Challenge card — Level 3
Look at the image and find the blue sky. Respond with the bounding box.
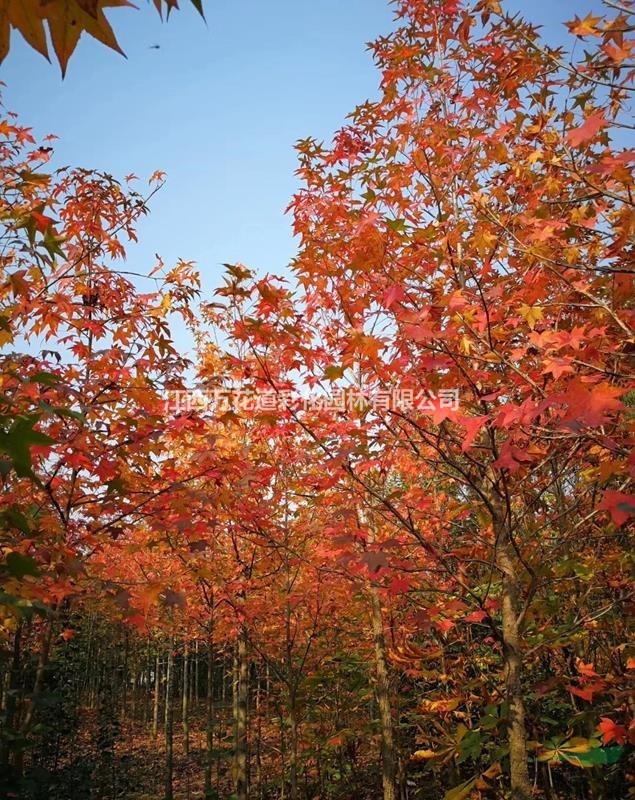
[1,0,605,332]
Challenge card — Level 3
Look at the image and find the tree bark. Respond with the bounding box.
[182,639,190,757]
[164,637,174,800]
[370,584,398,800]
[0,623,22,771]
[204,636,215,799]
[288,690,299,800]
[496,534,531,799]
[153,650,161,739]
[359,503,398,800]
[233,628,249,800]
[16,619,54,777]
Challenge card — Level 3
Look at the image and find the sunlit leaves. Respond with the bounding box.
[0,0,205,75]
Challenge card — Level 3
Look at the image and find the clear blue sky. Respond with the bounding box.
[1,0,604,335]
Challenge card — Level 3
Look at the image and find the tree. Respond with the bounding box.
[0,104,199,787]
[216,1,634,796]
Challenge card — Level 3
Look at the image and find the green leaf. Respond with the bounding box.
[52,406,84,421]
[562,745,624,768]
[28,372,61,386]
[40,228,65,259]
[0,506,30,533]
[106,477,126,495]
[0,416,55,476]
[457,729,482,763]
[386,217,406,232]
[5,552,39,579]
[0,592,48,617]
[538,736,623,769]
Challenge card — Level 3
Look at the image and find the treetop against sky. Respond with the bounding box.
[2,2,607,328]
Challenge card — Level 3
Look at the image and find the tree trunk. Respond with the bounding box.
[0,623,22,770]
[16,619,54,777]
[153,650,161,739]
[204,636,215,799]
[496,535,531,799]
[288,690,299,800]
[255,668,263,800]
[359,502,398,800]
[182,639,190,757]
[234,628,249,800]
[194,639,200,704]
[370,584,398,800]
[164,637,174,800]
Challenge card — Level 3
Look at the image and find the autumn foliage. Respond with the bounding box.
[0,2,633,800]
[0,0,204,74]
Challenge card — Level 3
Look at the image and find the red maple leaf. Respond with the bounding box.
[566,112,609,147]
[598,717,628,745]
[598,490,635,526]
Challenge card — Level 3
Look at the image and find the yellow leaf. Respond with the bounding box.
[472,227,497,256]
[527,148,543,165]
[519,303,543,330]
[412,749,437,760]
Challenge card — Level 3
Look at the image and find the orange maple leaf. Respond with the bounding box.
[566,13,603,37]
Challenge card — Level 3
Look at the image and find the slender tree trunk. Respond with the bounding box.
[284,591,299,800]
[195,639,200,704]
[496,533,531,799]
[0,623,22,770]
[288,689,299,800]
[182,639,190,757]
[21,619,53,733]
[279,710,286,800]
[370,585,398,800]
[17,619,54,776]
[234,628,249,800]
[153,650,161,739]
[164,637,174,800]
[143,652,151,726]
[359,502,398,800]
[122,629,129,722]
[204,636,215,798]
[130,668,137,722]
[255,668,263,800]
